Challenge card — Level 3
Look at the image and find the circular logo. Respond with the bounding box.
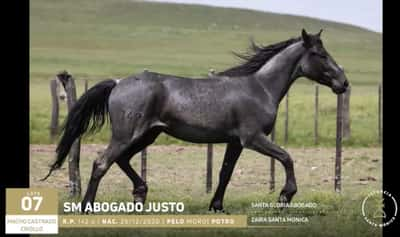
[362,190,397,227]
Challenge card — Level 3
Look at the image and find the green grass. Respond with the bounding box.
[30,0,382,146]
[31,145,382,237]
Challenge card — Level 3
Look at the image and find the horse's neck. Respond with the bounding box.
[254,42,305,105]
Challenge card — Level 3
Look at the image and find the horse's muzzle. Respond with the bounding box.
[331,74,349,94]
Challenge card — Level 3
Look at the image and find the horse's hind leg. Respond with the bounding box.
[116,155,147,203]
[244,133,297,204]
[116,127,162,204]
[82,139,131,209]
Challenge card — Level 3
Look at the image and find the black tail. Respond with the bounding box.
[41,79,117,181]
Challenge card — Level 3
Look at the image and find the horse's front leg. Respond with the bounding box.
[244,133,297,204]
[209,141,243,212]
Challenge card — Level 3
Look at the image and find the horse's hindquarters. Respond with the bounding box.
[108,78,166,142]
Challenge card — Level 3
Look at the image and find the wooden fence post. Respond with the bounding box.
[141,148,147,182]
[49,79,59,142]
[335,94,343,193]
[378,83,382,144]
[284,92,289,144]
[84,79,88,93]
[206,69,215,193]
[58,71,82,197]
[140,72,147,181]
[342,86,351,139]
[206,144,213,193]
[314,85,319,145]
[269,125,276,192]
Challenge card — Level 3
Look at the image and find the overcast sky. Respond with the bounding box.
[149,0,382,32]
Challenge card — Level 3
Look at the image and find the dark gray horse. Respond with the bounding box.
[43,29,348,212]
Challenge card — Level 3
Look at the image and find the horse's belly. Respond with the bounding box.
[160,91,238,143]
[163,123,233,144]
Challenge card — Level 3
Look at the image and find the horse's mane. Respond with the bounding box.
[218,37,301,77]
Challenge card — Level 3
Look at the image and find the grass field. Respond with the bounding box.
[30,0,382,147]
[31,144,382,237]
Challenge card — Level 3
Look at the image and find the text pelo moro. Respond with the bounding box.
[63,201,185,213]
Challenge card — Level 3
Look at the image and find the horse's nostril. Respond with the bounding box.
[344,80,349,87]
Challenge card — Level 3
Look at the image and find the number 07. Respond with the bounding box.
[21,196,43,211]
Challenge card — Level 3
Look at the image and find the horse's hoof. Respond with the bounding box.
[214,209,225,213]
[208,206,225,213]
[208,199,224,213]
[134,196,145,204]
[277,195,291,211]
[278,195,288,204]
[133,184,148,204]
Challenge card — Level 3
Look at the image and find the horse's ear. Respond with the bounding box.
[301,29,311,47]
[317,29,323,37]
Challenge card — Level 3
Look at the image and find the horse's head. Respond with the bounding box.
[296,29,349,94]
